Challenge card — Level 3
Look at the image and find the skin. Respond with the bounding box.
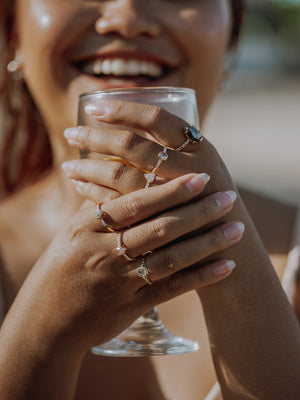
[0,0,299,399]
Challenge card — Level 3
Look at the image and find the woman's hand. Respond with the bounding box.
[1,174,242,358]
[62,100,231,203]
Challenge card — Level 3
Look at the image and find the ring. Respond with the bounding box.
[175,126,203,152]
[144,146,168,188]
[115,231,137,262]
[137,256,153,285]
[95,204,116,233]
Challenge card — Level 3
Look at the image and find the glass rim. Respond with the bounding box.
[79,86,195,100]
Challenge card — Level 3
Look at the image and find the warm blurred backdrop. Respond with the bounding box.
[206,0,300,204]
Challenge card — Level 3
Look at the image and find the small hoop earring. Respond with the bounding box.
[7,54,24,80]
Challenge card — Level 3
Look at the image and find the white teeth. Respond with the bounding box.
[82,58,164,78]
[127,60,140,76]
[101,59,111,75]
[93,59,102,75]
[111,59,126,75]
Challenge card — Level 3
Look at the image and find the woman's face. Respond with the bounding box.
[15,0,231,138]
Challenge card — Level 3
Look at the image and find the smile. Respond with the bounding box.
[74,57,170,81]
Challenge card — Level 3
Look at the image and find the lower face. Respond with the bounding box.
[16,0,231,142]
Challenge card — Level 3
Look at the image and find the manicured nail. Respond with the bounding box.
[214,191,237,210]
[71,179,85,190]
[61,161,76,175]
[85,101,108,116]
[224,222,245,241]
[214,260,236,276]
[64,127,78,141]
[185,173,210,193]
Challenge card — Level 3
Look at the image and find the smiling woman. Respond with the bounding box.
[0,0,242,195]
[0,1,300,400]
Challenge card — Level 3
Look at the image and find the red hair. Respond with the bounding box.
[0,0,244,197]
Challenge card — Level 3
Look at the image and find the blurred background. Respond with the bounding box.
[206,0,300,204]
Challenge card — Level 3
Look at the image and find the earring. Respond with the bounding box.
[7,54,24,80]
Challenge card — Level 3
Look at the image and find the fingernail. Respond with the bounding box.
[214,191,237,210]
[61,161,76,175]
[185,173,210,193]
[214,260,236,276]
[85,102,108,116]
[224,222,245,241]
[64,127,78,141]
[71,179,85,190]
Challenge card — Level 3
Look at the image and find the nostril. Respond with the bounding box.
[95,10,161,39]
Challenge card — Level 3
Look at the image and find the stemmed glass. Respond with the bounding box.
[78,87,200,356]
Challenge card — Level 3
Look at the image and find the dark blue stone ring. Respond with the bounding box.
[175,126,203,152]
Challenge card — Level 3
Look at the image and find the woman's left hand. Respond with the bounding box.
[62,100,232,203]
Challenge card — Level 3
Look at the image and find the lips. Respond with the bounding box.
[71,48,177,83]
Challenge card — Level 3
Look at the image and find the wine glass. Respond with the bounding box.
[78,87,200,357]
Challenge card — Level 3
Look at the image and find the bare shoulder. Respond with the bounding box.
[239,186,296,254]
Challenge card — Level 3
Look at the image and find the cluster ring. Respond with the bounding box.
[175,126,203,152]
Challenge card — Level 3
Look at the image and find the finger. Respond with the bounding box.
[70,179,121,204]
[64,126,196,179]
[137,259,236,306]
[129,221,244,285]
[84,100,202,151]
[90,173,211,231]
[62,159,166,196]
[123,191,238,258]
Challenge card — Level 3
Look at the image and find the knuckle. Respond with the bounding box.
[106,191,121,201]
[166,276,184,297]
[110,163,127,182]
[151,219,168,241]
[72,160,82,176]
[77,126,92,145]
[195,267,206,284]
[198,199,213,221]
[121,194,141,218]
[205,230,222,251]
[110,101,123,123]
[147,105,164,130]
[163,251,179,270]
[82,182,98,199]
[119,131,142,153]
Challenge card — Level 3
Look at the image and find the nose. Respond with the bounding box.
[95,0,161,39]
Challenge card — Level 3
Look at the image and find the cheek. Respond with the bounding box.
[163,7,231,121]
[16,1,76,130]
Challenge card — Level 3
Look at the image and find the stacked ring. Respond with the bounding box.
[144,146,168,188]
[137,256,153,285]
[115,231,137,262]
[95,204,116,233]
[175,126,203,152]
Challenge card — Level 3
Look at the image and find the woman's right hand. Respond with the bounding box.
[1,173,243,358]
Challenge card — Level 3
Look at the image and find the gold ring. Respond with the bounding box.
[95,204,116,233]
[175,126,203,152]
[144,146,168,188]
[137,256,153,285]
[115,231,137,262]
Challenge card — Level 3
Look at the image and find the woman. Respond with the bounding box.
[0,1,300,399]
